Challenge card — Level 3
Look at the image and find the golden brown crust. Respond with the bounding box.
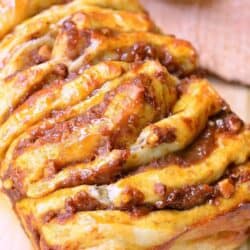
[0,0,145,39]
[16,183,250,250]
[0,1,249,250]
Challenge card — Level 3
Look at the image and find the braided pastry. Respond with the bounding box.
[0,1,249,250]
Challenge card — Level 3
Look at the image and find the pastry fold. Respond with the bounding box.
[16,182,250,250]
[0,0,144,39]
[0,1,249,250]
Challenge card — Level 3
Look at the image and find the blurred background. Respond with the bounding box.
[142,0,250,122]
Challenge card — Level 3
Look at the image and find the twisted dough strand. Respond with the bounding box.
[0,1,249,250]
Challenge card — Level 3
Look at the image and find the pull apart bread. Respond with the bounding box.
[0,0,249,249]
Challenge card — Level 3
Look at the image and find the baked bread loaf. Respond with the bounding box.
[0,0,144,39]
[0,0,249,249]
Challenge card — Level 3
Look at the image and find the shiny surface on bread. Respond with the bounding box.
[0,0,249,250]
[0,0,144,39]
[17,183,250,250]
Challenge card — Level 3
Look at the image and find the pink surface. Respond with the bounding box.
[142,0,250,85]
[0,192,32,250]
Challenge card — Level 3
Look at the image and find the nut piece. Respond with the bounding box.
[218,179,235,199]
[37,45,52,62]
